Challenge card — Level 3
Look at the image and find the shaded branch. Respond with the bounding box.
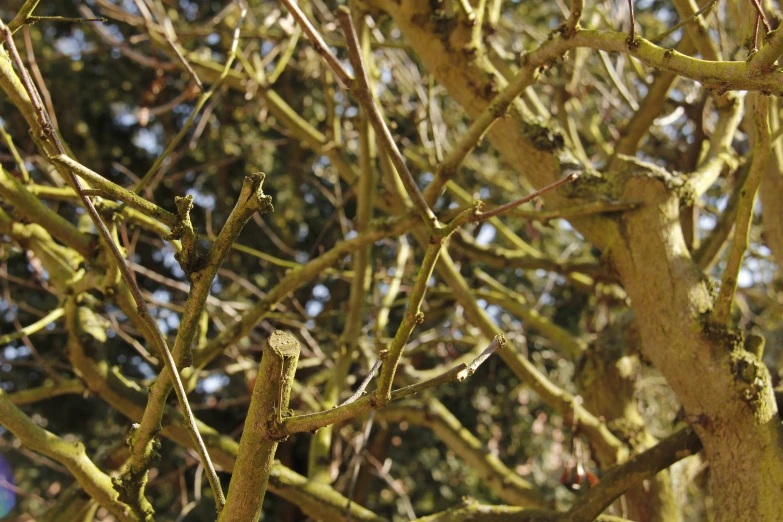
[9,378,85,405]
[452,230,607,279]
[0,306,64,344]
[564,428,702,522]
[411,498,631,522]
[378,398,548,508]
[692,165,749,271]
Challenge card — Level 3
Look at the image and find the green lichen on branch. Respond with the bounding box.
[729,351,773,414]
[700,318,745,352]
[166,195,204,278]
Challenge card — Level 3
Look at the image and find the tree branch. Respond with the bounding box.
[0,17,225,510]
[564,428,702,521]
[219,331,301,521]
[713,93,769,324]
[272,336,502,437]
[0,389,149,521]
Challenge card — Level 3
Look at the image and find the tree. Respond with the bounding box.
[0,0,781,520]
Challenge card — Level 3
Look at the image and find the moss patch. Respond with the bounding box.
[729,351,773,417]
[518,117,565,153]
[701,318,744,352]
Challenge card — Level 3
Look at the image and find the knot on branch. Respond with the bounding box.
[520,119,565,153]
[242,172,274,216]
[730,352,771,410]
[112,471,155,521]
[701,319,744,352]
[557,20,580,39]
[166,195,205,278]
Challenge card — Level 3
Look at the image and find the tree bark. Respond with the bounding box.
[364,1,783,519]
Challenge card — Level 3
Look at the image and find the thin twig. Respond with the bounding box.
[274,336,501,437]
[752,13,761,54]
[626,0,636,44]
[0,120,30,183]
[278,0,354,86]
[132,7,246,195]
[649,0,719,44]
[336,7,440,235]
[340,359,383,407]
[477,172,580,221]
[749,0,771,34]
[25,16,107,25]
[344,411,375,521]
[23,25,59,131]
[140,0,204,92]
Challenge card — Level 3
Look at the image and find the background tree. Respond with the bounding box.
[0,0,782,521]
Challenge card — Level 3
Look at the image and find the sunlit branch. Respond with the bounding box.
[52,155,178,227]
[7,0,40,33]
[126,172,271,508]
[274,336,502,436]
[713,94,770,325]
[219,332,300,521]
[0,17,225,510]
[0,389,149,521]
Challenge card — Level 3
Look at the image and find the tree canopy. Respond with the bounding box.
[1,0,782,521]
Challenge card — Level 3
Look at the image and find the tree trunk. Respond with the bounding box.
[365,1,783,519]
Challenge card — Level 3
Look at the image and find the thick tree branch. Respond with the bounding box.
[564,428,702,522]
[219,332,300,521]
